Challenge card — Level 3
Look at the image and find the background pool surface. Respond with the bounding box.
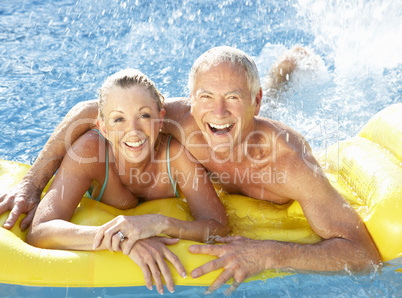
[0,0,401,297]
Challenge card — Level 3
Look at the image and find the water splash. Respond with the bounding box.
[296,0,402,77]
[258,0,401,153]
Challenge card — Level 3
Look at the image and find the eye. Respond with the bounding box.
[199,94,212,99]
[227,95,239,101]
[113,117,124,123]
[140,113,151,119]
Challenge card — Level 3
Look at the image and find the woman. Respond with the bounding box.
[26,69,229,295]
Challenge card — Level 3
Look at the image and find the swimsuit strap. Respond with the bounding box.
[91,129,109,202]
[167,135,180,198]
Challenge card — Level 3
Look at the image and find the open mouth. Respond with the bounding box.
[124,138,147,149]
[208,123,235,135]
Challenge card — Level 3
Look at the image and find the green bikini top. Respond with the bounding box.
[87,130,179,201]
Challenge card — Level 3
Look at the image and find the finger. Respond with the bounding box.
[0,197,11,214]
[93,218,121,249]
[191,258,225,279]
[147,261,164,295]
[155,253,175,293]
[160,237,179,246]
[226,279,242,295]
[123,237,137,255]
[112,233,123,252]
[19,206,37,231]
[204,268,234,295]
[162,243,187,279]
[136,260,154,291]
[93,226,106,249]
[3,204,22,230]
[103,226,121,251]
[189,244,220,256]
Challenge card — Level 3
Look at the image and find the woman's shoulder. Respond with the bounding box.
[68,129,107,160]
[60,129,108,181]
[153,134,184,159]
[160,134,199,167]
[159,133,184,152]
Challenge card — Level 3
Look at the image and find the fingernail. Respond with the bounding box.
[181,272,187,278]
[204,290,212,295]
[147,285,153,291]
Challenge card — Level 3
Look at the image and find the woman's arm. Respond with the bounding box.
[26,131,187,294]
[26,131,105,250]
[162,139,230,241]
[93,139,229,255]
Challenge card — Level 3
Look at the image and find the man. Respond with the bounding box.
[0,46,380,294]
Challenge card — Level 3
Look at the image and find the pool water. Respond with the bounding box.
[0,0,401,297]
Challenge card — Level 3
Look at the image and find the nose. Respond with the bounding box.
[128,118,140,132]
[213,97,229,118]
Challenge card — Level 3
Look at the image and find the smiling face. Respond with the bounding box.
[190,62,261,152]
[98,85,165,164]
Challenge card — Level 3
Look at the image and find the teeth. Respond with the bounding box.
[209,123,233,129]
[125,139,146,148]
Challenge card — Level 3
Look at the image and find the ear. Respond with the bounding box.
[159,109,166,129]
[96,118,108,138]
[254,88,262,116]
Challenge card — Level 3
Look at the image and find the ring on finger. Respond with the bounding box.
[117,231,125,242]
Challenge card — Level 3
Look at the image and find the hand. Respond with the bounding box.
[124,236,187,295]
[0,181,42,231]
[189,236,268,294]
[93,214,165,255]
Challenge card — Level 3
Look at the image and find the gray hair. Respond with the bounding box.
[188,46,261,100]
[99,69,164,120]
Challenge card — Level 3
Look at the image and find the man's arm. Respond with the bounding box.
[189,138,381,294]
[190,172,381,294]
[267,146,381,270]
[0,100,98,230]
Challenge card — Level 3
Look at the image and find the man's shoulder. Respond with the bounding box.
[164,98,199,140]
[164,97,193,123]
[254,116,310,161]
[255,116,305,142]
[165,97,191,117]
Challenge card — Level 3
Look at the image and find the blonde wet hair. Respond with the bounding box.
[188,46,261,101]
[99,69,164,120]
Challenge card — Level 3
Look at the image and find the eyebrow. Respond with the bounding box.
[110,106,153,114]
[139,106,153,111]
[195,89,212,96]
[195,89,242,97]
[225,91,242,97]
[110,109,124,114]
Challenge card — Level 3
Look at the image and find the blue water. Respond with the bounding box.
[0,0,401,297]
